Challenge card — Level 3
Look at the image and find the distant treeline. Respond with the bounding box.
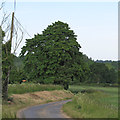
[70,55,118,86]
[96,60,118,72]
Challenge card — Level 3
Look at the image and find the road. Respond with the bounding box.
[17,99,72,119]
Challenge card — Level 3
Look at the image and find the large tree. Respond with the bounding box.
[21,21,83,89]
[2,31,13,100]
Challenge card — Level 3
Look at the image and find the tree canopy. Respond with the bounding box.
[20,21,84,89]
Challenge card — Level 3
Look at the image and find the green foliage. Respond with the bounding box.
[9,56,26,84]
[20,21,84,89]
[89,62,117,84]
[96,60,118,72]
[2,43,25,84]
[82,54,94,66]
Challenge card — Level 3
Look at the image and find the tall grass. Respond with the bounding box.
[63,91,118,118]
[69,85,118,107]
[8,83,63,95]
[63,85,118,118]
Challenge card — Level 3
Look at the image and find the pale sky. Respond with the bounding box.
[0,1,118,61]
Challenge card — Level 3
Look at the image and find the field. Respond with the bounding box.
[3,83,73,118]
[63,85,118,118]
[8,83,63,96]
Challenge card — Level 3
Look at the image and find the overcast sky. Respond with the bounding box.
[1,1,118,61]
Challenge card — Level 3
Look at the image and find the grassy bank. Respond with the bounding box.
[3,83,73,118]
[3,90,73,118]
[63,85,118,118]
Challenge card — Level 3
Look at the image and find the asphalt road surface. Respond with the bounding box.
[17,99,72,119]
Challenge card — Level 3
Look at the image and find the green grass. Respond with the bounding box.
[2,100,32,118]
[8,83,63,95]
[69,85,118,107]
[63,85,118,118]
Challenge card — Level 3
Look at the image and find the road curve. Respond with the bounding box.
[17,99,72,118]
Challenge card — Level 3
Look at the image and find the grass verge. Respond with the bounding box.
[69,85,118,107]
[63,85,118,118]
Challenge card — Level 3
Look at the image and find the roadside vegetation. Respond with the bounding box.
[63,85,118,118]
[8,83,63,95]
[2,84,73,118]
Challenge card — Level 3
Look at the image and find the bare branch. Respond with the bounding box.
[0,2,5,11]
[1,13,10,27]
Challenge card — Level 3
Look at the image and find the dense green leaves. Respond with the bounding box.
[9,56,26,84]
[20,21,83,89]
[89,62,117,84]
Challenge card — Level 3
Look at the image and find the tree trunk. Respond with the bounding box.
[2,12,14,101]
[63,83,69,90]
[2,69,10,100]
